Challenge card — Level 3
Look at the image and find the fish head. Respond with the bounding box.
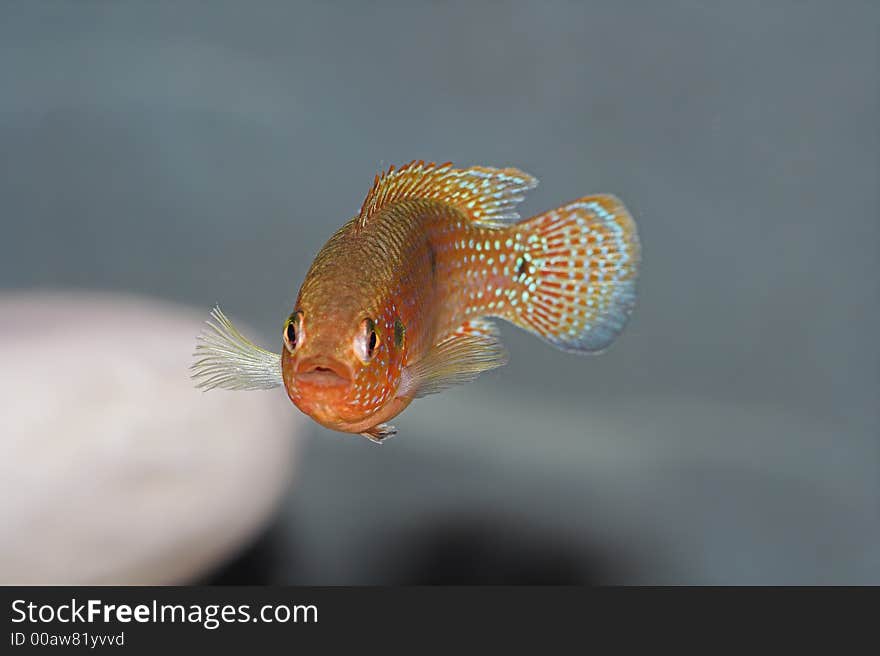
[280,290,410,434]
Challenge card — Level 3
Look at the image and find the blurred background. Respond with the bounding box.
[1,1,877,584]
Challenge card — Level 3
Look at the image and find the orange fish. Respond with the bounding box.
[191,161,640,442]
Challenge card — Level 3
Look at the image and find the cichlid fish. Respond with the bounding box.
[191,161,640,442]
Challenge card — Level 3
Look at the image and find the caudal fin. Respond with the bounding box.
[505,195,640,353]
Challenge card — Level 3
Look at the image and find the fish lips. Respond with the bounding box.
[293,356,353,390]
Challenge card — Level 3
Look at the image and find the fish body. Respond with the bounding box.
[192,161,640,442]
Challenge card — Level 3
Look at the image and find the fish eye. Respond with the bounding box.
[283,311,303,353]
[353,317,379,363]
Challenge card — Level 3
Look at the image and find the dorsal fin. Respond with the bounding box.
[358,160,538,228]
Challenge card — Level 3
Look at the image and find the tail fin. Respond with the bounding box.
[506,195,640,353]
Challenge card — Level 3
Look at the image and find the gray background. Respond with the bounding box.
[1,1,877,583]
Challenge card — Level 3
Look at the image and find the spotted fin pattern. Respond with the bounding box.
[450,317,500,341]
[507,195,640,353]
[358,160,538,228]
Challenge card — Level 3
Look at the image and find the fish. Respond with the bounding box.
[191,161,640,443]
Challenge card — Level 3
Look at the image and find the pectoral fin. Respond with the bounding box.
[399,318,508,399]
[190,306,283,391]
[361,423,398,444]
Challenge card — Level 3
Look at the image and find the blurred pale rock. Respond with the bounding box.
[0,291,299,584]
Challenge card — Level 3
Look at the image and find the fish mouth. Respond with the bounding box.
[294,356,352,389]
